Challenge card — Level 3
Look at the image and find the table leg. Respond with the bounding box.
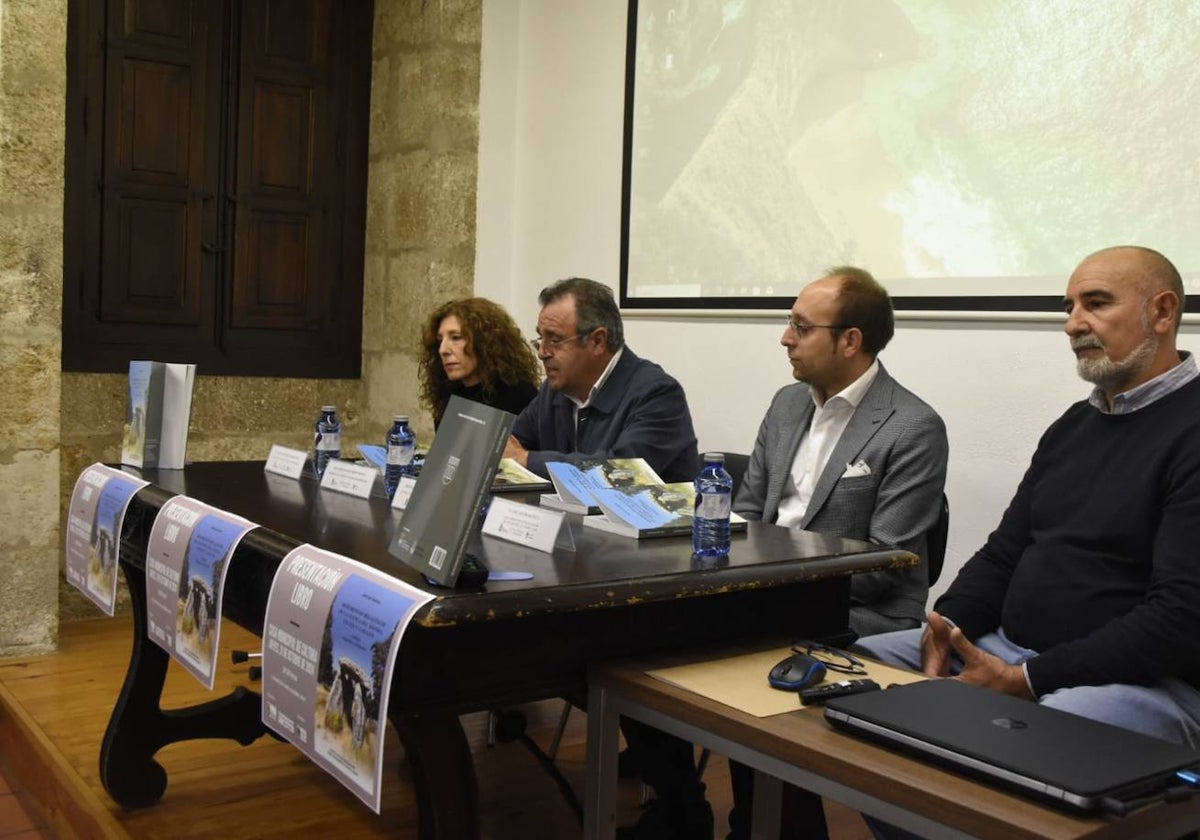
[392,709,479,840]
[583,680,619,840]
[100,557,267,808]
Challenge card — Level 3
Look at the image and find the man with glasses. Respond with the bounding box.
[505,276,700,482]
[619,268,948,840]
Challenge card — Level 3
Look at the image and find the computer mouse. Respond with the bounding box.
[768,652,827,691]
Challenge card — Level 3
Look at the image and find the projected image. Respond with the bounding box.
[626,0,1200,304]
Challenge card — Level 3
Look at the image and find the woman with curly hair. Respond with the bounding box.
[418,297,541,427]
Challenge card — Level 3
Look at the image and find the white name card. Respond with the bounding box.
[390,476,418,510]
[265,445,307,479]
[319,459,380,499]
[482,496,574,554]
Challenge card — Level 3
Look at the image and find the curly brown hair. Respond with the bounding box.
[418,297,541,425]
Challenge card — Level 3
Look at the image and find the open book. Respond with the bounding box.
[121,361,196,470]
[491,458,553,493]
[541,458,663,515]
[583,482,748,540]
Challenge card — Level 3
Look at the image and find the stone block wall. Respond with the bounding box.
[0,0,66,655]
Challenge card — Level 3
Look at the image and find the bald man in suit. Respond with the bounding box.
[621,268,948,840]
[736,267,949,636]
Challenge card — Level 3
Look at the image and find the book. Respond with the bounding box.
[121,361,196,469]
[389,395,515,587]
[583,482,748,540]
[491,458,553,493]
[541,458,664,515]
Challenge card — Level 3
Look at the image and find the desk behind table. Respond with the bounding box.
[102,461,915,839]
[585,647,1200,840]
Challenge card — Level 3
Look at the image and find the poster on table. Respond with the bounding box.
[64,463,150,615]
[261,544,434,813]
[144,495,257,689]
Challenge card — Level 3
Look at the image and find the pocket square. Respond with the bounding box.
[841,459,872,479]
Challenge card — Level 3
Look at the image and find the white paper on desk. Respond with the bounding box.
[260,544,434,814]
[63,463,150,616]
[647,648,924,718]
[144,496,257,689]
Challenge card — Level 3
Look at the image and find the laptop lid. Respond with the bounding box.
[825,678,1200,813]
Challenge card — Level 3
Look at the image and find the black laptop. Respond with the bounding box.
[825,678,1200,813]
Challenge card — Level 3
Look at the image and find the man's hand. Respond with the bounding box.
[947,625,1034,700]
[920,610,955,677]
[503,435,528,467]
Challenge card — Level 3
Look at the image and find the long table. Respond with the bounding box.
[585,650,1200,840]
[98,461,914,838]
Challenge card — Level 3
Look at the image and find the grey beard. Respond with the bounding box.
[1076,334,1157,392]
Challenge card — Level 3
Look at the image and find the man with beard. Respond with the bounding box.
[859,246,1200,750]
[505,277,700,482]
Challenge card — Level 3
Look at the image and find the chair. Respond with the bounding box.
[926,493,950,586]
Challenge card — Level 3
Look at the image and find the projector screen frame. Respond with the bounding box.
[617,0,1200,318]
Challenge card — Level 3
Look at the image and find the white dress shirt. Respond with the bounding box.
[775,360,880,528]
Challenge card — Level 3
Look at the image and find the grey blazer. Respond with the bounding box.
[734,364,949,633]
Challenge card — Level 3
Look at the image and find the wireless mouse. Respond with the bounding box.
[768,652,827,691]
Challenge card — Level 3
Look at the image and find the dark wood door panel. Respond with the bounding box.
[63,0,370,378]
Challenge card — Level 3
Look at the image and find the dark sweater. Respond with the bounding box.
[936,377,1200,696]
[444,379,538,424]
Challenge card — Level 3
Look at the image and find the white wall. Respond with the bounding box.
[476,0,1200,604]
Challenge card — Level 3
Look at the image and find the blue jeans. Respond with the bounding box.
[857,626,1200,747]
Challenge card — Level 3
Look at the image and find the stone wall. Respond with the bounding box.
[0,0,66,655]
[50,0,485,629]
[362,1,482,446]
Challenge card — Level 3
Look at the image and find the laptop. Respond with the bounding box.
[824,678,1200,813]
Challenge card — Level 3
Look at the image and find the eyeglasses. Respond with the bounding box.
[791,640,868,675]
[786,317,851,337]
[529,328,595,353]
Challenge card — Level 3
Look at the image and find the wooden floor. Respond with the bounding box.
[0,617,871,839]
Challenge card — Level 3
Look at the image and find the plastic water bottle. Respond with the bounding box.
[692,452,733,558]
[385,415,416,497]
[312,405,342,478]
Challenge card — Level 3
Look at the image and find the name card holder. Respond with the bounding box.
[265,445,308,479]
[319,459,381,500]
[482,496,575,554]
[390,476,418,510]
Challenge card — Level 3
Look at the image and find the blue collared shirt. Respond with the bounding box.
[1087,352,1198,415]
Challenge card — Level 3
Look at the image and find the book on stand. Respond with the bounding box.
[540,458,663,515]
[121,361,196,470]
[389,395,515,587]
[583,482,748,540]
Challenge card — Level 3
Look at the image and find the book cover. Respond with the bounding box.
[584,482,748,540]
[542,458,664,515]
[122,361,165,469]
[389,395,515,587]
[121,361,195,469]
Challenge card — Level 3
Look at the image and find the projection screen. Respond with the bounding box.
[620,0,1200,312]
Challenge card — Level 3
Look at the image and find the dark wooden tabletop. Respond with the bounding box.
[122,461,915,630]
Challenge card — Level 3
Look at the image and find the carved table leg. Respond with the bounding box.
[392,709,479,840]
[100,557,268,808]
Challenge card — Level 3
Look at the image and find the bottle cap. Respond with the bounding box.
[321,404,336,412]
[703,452,725,463]
[394,415,409,423]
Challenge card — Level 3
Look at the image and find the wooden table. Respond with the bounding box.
[98,461,914,838]
[585,651,1200,840]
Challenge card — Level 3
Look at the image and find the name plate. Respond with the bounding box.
[265,445,307,479]
[390,475,417,510]
[482,496,574,554]
[319,459,380,499]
